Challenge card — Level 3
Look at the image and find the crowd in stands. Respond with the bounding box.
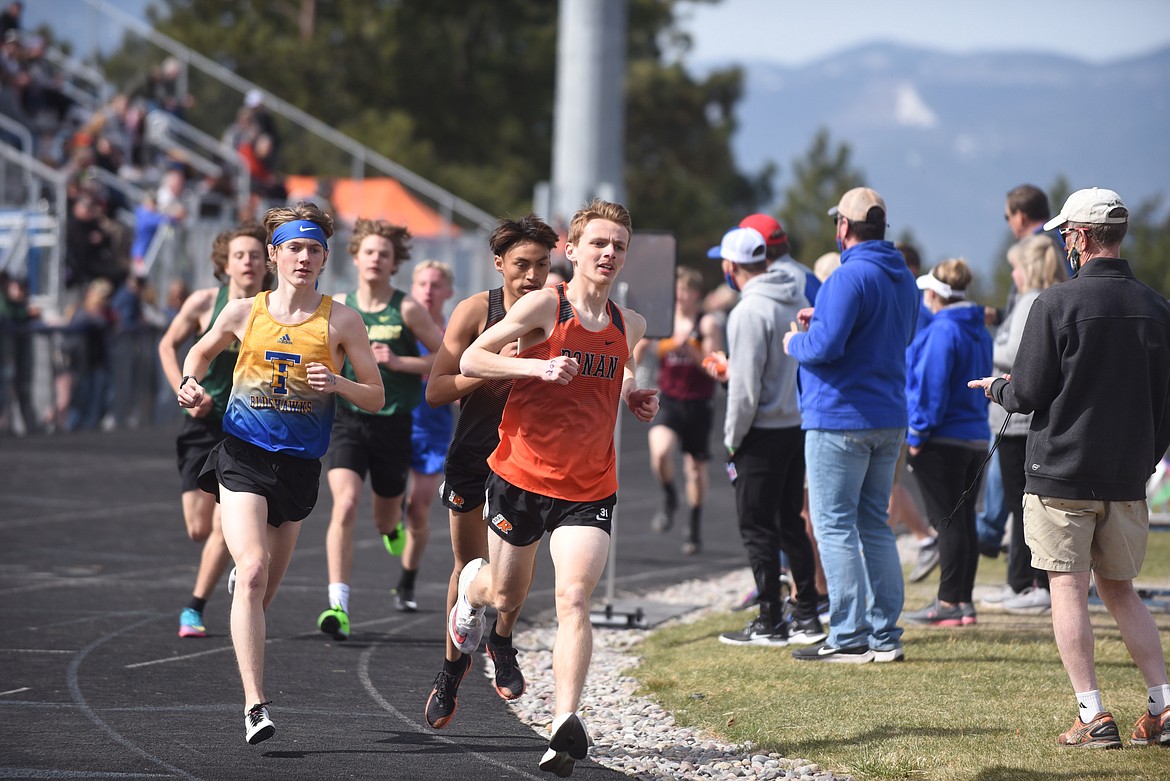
[0,5,297,435]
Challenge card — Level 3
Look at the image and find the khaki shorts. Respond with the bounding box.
[1022,493,1149,580]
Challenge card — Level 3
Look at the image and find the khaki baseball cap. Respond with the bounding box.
[1044,188,1128,231]
[828,187,886,224]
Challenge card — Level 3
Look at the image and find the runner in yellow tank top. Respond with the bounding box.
[177,202,384,746]
[450,200,659,776]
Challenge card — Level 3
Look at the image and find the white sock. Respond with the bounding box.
[328,582,350,613]
[1076,689,1104,722]
[1149,684,1170,715]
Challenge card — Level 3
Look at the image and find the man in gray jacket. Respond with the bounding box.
[713,227,825,647]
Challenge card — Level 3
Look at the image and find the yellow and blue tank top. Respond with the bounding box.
[222,292,337,459]
[193,286,237,421]
[340,289,421,417]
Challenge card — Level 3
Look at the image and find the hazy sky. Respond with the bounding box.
[677,0,1170,66]
[28,0,1170,66]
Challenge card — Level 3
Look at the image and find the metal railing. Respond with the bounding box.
[0,144,68,311]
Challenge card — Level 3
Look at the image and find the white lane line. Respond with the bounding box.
[0,769,174,778]
[356,619,547,781]
[0,501,177,531]
[0,649,75,654]
[67,616,202,781]
[0,687,31,696]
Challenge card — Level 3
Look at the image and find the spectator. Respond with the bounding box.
[0,3,21,39]
[66,277,114,431]
[902,259,992,626]
[982,234,1067,617]
[978,185,1070,568]
[738,213,821,305]
[970,187,1170,748]
[0,270,38,434]
[812,251,840,282]
[891,241,939,583]
[65,194,116,290]
[783,187,919,664]
[132,192,184,275]
[712,227,825,648]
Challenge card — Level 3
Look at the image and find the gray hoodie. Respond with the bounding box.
[724,266,807,451]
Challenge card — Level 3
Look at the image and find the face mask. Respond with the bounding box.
[723,270,740,292]
[836,236,844,253]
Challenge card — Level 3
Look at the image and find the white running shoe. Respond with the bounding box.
[244,702,274,745]
[227,566,237,596]
[448,558,486,654]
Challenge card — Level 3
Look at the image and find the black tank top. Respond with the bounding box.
[446,287,511,468]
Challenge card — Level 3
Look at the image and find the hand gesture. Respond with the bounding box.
[177,378,206,410]
[626,387,659,423]
[306,361,340,393]
[538,355,578,384]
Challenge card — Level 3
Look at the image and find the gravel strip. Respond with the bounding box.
[485,567,854,780]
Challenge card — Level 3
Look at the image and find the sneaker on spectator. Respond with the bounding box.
[872,645,905,663]
[787,615,827,646]
[908,537,940,582]
[792,642,874,663]
[244,701,274,745]
[1057,712,1122,749]
[178,607,206,638]
[1131,706,1170,746]
[1003,586,1051,615]
[980,583,1018,608]
[904,599,966,627]
[424,654,471,730]
[448,558,486,654]
[487,637,525,700]
[960,602,977,626]
[719,616,789,647]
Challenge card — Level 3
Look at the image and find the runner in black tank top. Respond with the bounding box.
[420,216,557,730]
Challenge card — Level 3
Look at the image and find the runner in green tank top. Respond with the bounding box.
[158,222,270,639]
[317,219,444,641]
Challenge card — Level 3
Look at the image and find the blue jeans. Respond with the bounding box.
[806,428,905,651]
[975,441,1009,551]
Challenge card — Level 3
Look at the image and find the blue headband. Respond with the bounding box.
[271,220,328,250]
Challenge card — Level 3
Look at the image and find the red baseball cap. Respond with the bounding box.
[738,213,787,247]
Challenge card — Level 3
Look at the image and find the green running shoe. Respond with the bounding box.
[383,522,406,556]
[317,607,350,641]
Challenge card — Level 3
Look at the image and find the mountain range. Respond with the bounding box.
[702,43,1170,276]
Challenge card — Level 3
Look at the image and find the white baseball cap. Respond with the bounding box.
[719,227,767,265]
[1044,188,1128,231]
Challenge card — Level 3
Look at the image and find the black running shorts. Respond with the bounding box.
[176,414,224,493]
[656,394,713,460]
[484,470,615,547]
[325,408,412,498]
[197,435,322,527]
[439,457,491,514]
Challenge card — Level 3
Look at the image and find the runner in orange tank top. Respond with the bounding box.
[449,199,659,777]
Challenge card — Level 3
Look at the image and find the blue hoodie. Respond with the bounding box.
[905,302,992,448]
[786,240,918,430]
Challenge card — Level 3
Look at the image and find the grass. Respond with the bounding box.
[630,531,1170,781]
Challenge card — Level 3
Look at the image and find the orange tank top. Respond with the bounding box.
[488,284,628,501]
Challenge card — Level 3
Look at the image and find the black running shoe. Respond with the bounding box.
[424,654,471,730]
[394,587,417,613]
[487,639,525,700]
